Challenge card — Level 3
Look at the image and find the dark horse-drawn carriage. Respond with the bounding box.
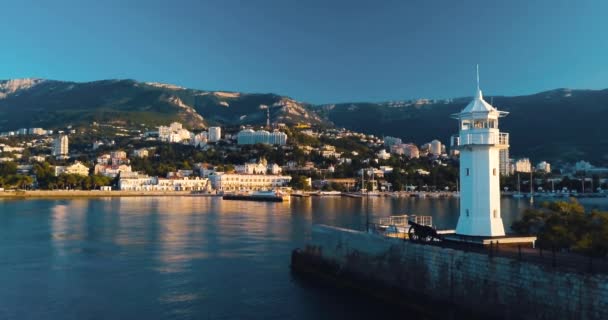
[408,219,443,243]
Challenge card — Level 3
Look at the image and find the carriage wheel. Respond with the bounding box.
[408,225,419,242]
[419,234,433,243]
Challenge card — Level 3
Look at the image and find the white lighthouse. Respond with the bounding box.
[452,67,509,237]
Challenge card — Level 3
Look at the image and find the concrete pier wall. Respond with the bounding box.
[294,225,608,320]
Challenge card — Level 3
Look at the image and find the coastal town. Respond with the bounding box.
[4,1,608,319]
[0,119,606,198]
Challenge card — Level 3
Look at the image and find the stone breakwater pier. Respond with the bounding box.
[291,225,608,320]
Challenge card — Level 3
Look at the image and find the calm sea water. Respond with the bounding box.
[0,196,606,319]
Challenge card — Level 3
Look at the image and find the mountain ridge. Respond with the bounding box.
[0,78,327,130]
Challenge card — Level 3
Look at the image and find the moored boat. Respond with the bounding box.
[222,190,290,202]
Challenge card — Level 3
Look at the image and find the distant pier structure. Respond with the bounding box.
[451,67,509,237]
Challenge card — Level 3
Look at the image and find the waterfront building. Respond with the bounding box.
[236,129,287,145]
[208,172,291,191]
[52,135,69,159]
[451,74,508,237]
[514,158,532,173]
[54,161,89,176]
[118,172,157,190]
[208,126,222,142]
[118,172,209,191]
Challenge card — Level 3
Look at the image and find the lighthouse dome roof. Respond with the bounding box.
[461,89,496,113]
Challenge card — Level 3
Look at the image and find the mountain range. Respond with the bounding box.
[0,78,326,130]
[1,78,607,165]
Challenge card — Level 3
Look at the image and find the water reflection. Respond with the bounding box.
[0,196,606,320]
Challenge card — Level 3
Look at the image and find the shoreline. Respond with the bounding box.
[0,190,220,199]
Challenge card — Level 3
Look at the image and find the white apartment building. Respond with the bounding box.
[208,127,222,142]
[236,129,287,145]
[208,173,291,191]
[158,122,192,143]
[52,135,69,159]
[429,139,443,156]
[515,158,532,173]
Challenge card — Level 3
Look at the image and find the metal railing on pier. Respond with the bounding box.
[368,215,433,239]
[369,226,608,274]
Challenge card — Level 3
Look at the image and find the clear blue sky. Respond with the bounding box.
[2,0,607,103]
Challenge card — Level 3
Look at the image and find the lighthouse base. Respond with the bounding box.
[442,233,537,248]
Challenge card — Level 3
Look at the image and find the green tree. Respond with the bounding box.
[512,198,608,257]
[290,175,311,191]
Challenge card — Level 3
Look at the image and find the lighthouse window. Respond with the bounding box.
[473,120,484,128]
[466,209,470,217]
[466,168,470,176]
[461,120,471,130]
[493,168,497,176]
[489,120,497,128]
[493,210,498,218]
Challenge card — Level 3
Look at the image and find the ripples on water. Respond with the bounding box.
[0,197,605,319]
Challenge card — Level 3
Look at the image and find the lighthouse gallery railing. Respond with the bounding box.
[451,132,509,147]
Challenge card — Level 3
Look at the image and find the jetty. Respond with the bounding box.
[292,224,608,320]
